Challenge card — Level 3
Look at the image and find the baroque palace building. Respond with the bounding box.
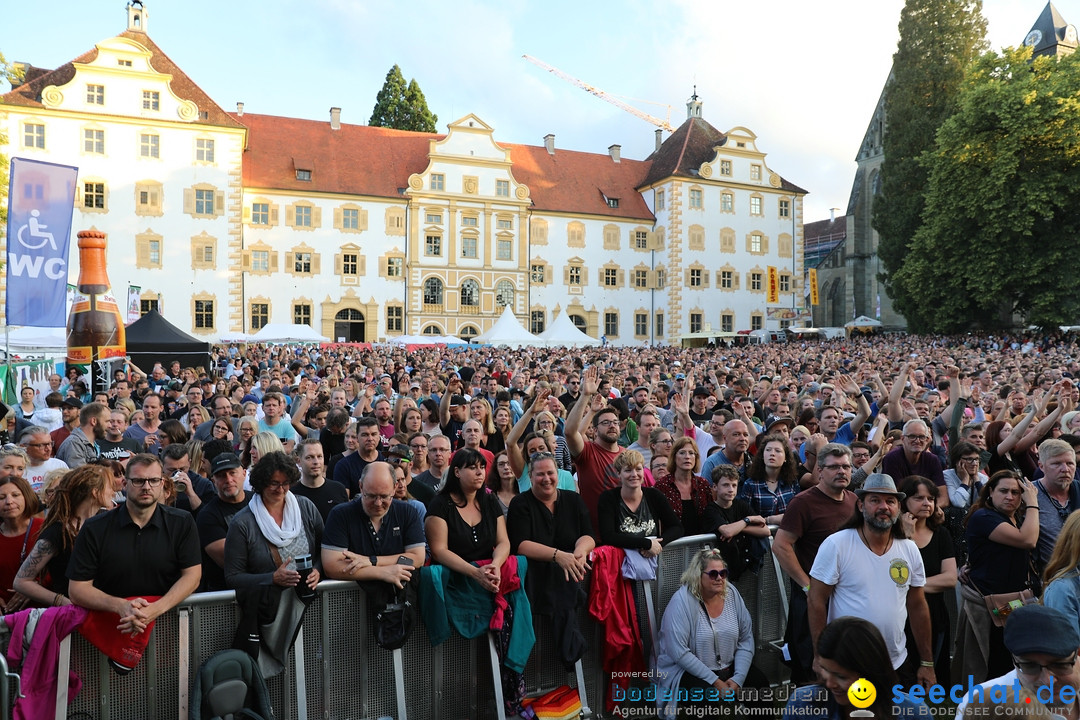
[1,2,806,345]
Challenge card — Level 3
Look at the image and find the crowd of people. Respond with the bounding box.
[5,329,1080,717]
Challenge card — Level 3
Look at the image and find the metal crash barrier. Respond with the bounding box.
[27,533,789,720]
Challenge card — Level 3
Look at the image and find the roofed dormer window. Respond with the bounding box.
[293,158,313,182]
[296,170,311,181]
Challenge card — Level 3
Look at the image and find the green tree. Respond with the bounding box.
[892,47,1080,333]
[873,0,987,318]
[369,65,438,132]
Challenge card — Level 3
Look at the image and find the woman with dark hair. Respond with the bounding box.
[943,441,986,510]
[0,475,43,612]
[13,465,113,607]
[224,451,323,676]
[782,617,926,719]
[897,475,956,686]
[400,407,423,436]
[654,548,755,718]
[656,437,712,535]
[740,434,799,526]
[955,470,1039,683]
[157,419,190,448]
[426,448,509,592]
[486,406,513,457]
[985,388,1064,480]
[488,451,518,516]
[420,398,441,436]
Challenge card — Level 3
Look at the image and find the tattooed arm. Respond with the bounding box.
[13,536,68,607]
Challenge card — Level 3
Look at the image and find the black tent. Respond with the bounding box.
[125,310,212,376]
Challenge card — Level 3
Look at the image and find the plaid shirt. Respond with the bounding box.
[737,477,798,517]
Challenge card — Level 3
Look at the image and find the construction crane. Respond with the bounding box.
[522,54,675,132]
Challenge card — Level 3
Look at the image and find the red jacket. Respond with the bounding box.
[588,545,646,713]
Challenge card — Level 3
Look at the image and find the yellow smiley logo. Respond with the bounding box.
[847,678,876,708]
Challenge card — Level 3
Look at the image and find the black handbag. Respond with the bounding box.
[374,590,414,650]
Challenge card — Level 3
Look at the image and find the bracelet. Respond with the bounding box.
[552,549,559,562]
[802,585,810,595]
[53,593,63,607]
[920,660,935,668]
[1025,506,1039,511]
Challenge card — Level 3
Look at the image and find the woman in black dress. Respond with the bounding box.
[897,475,956,686]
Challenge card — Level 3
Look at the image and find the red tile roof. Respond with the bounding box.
[1,30,244,129]
[235,113,656,221]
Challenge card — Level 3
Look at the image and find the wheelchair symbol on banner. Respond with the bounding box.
[16,210,57,251]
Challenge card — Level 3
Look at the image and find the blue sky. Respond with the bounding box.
[3,0,1062,220]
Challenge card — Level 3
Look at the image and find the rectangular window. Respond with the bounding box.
[655,190,665,211]
[86,84,104,105]
[751,197,763,215]
[496,218,512,230]
[426,212,442,224]
[690,313,702,334]
[720,160,732,176]
[751,165,762,181]
[780,275,791,293]
[23,123,45,149]
[138,189,158,211]
[531,264,546,283]
[635,313,647,336]
[530,311,545,335]
[195,189,215,215]
[118,59,132,67]
[656,268,666,289]
[251,251,269,272]
[461,237,477,258]
[148,239,161,266]
[568,266,582,286]
[194,300,214,329]
[461,216,478,228]
[202,245,214,264]
[604,313,618,337]
[251,203,269,225]
[342,254,358,276]
[142,90,160,111]
[779,199,790,217]
[196,138,215,163]
[141,298,159,315]
[722,314,733,333]
[721,193,734,212]
[751,315,763,331]
[430,173,444,191]
[607,197,619,208]
[655,313,664,337]
[751,233,763,253]
[83,182,105,209]
[604,268,618,287]
[296,169,312,181]
[496,238,512,261]
[139,133,159,158]
[426,235,442,257]
[496,179,510,197]
[634,230,649,249]
[751,272,763,291]
[689,188,703,209]
[251,303,268,330]
[294,252,312,274]
[721,270,733,289]
[689,268,703,287]
[295,205,312,227]
[83,129,104,154]
[294,304,312,326]
[386,306,403,333]
[634,270,648,288]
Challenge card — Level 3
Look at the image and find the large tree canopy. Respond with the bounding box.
[892,47,1080,333]
[369,64,438,132]
[874,0,987,317]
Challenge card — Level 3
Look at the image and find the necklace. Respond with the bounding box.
[858,526,893,556]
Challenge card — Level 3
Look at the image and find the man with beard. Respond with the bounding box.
[1033,439,1080,572]
[98,409,142,464]
[808,473,934,689]
[196,453,250,592]
[56,402,109,468]
[700,418,754,488]
[565,365,624,530]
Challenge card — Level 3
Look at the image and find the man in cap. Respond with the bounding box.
[809,473,934,689]
[688,386,714,426]
[50,397,83,453]
[958,605,1080,718]
[438,376,470,449]
[196,452,250,592]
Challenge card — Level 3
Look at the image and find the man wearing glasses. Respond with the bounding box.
[1033,439,1080,573]
[958,605,1080,718]
[321,462,425,588]
[68,453,202,635]
[18,426,68,494]
[881,420,947,506]
[772,443,858,684]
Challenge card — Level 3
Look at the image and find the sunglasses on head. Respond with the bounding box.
[702,568,729,580]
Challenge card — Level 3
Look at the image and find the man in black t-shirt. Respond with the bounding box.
[196,452,250,592]
[438,377,469,449]
[291,438,348,522]
[68,454,201,634]
[333,417,383,497]
[98,408,142,463]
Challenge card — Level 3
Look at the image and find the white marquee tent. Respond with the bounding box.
[471,306,541,348]
[249,323,330,344]
[537,311,601,348]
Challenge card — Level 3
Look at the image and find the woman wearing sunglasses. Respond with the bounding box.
[655,547,754,718]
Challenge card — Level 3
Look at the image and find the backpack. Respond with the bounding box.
[190,649,275,720]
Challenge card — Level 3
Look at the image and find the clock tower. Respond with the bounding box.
[1023,2,1077,59]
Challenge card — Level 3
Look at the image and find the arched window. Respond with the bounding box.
[460,279,480,307]
[459,325,479,339]
[423,277,443,305]
[495,280,515,308]
[570,314,587,331]
[422,324,443,335]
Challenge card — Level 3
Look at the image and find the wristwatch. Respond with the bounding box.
[743,516,751,525]
[369,555,378,567]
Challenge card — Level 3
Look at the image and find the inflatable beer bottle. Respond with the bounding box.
[66,230,126,395]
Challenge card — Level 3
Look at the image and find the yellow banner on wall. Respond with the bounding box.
[809,268,819,306]
[766,266,779,304]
